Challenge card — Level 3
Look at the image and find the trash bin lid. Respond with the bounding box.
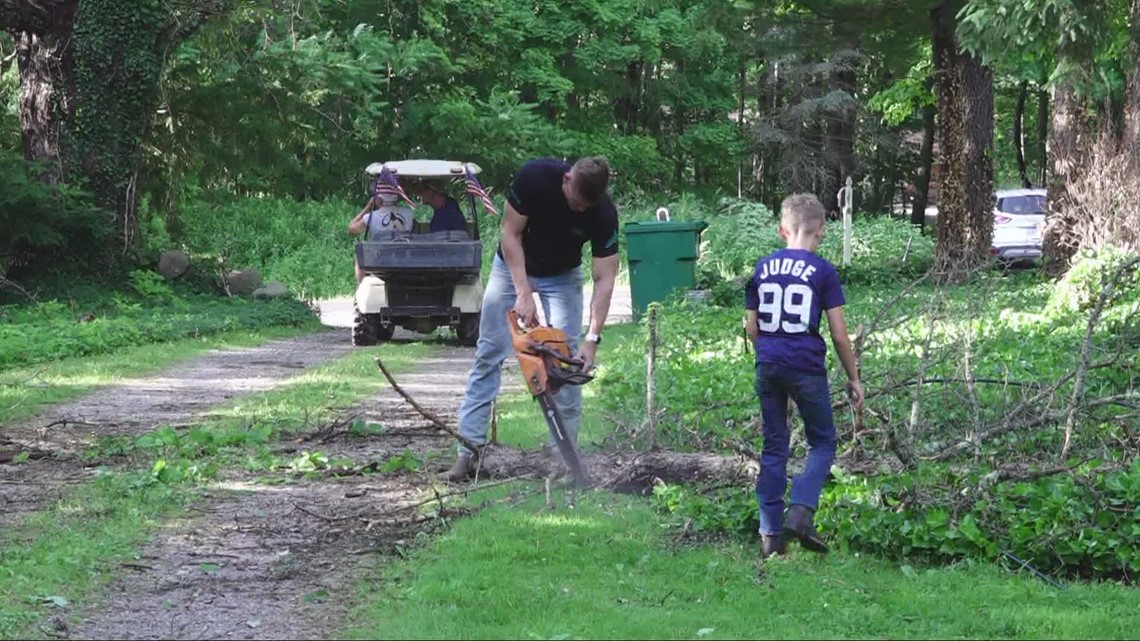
[623,220,708,234]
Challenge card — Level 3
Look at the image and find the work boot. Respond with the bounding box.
[438,454,475,483]
[785,504,829,554]
[761,534,785,559]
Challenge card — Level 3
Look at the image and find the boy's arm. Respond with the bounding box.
[743,270,759,340]
[824,305,863,409]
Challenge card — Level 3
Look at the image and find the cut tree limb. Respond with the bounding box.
[374,357,482,455]
[376,358,759,494]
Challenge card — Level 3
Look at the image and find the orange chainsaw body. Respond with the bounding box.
[507,310,592,486]
[508,310,583,396]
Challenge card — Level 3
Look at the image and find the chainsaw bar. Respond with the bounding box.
[536,390,587,486]
[507,309,591,487]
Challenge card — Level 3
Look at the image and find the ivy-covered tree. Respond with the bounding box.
[928,0,994,274]
[1,0,228,259]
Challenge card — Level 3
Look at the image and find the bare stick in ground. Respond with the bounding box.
[646,304,659,449]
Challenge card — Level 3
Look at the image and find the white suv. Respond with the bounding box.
[991,188,1047,261]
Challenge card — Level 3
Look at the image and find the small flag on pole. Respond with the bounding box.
[465,166,498,216]
[372,166,416,209]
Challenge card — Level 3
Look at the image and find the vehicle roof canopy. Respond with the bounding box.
[995,188,1046,198]
[365,160,482,178]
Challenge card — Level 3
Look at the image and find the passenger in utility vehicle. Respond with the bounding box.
[347,192,412,282]
[412,180,469,233]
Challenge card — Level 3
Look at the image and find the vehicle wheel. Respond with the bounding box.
[353,309,394,346]
[375,322,395,342]
[352,308,377,346]
[457,313,480,347]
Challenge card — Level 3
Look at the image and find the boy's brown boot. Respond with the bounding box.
[761,534,785,559]
[785,504,828,554]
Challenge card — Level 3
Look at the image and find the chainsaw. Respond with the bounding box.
[507,309,592,486]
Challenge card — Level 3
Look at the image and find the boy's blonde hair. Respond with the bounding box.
[780,193,826,235]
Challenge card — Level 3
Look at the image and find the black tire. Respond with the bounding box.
[352,308,377,346]
[352,310,394,346]
[456,313,480,347]
[376,322,395,342]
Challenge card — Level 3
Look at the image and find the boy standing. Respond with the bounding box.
[744,193,864,558]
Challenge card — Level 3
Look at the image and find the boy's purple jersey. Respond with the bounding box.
[744,248,845,375]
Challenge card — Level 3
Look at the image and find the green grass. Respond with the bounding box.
[80,340,441,476]
[0,472,187,638]
[343,490,1140,640]
[0,341,437,639]
[174,341,438,463]
[0,325,314,425]
[0,292,320,370]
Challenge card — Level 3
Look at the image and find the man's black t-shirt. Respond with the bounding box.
[498,158,620,277]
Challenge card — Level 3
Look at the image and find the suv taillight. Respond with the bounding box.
[994,215,1012,225]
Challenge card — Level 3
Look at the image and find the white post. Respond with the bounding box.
[840,176,854,269]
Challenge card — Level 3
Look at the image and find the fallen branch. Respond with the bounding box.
[853,269,932,357]
[374,357,482,455]
[993,458,1097,483]
[40,418,104,431]
[300,413,359,444]
[290,503,352,522]
[1061,255,1140,461]
[646,304,660,449]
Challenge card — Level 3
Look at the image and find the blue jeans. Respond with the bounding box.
[754,363,837,536]
[456,254,584,456]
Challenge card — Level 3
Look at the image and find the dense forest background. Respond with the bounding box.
[2,0,1139,282]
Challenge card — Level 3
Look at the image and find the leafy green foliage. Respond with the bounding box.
[595,264,1137,580]
[0,289,317,370]
[1048,245,1140,313]
[866,55,935,127]
[0,149,108,277]
[175,196,361,299]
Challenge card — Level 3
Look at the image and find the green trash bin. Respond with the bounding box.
[624,213,708,320]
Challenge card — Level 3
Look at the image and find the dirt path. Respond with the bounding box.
[3,289,625,639]
[0,330,354,526]
[70,346,504,641]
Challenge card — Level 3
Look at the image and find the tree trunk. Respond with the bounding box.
[737,65,745,198]
[4,0,223,259]
[1043,84,1087,268]
[911,99,936,228]
[931,0,971,275]
[1126,0,1140,146]
[963,54,995,257]
[822,62,857,215]
[12,4,78,181]
[1036,88,1049,186]
[1015,79,1031,187]
[471,445,758,496]
[66,0,173,255]
[614,60,643,135]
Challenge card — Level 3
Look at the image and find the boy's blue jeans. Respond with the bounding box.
[456,254,583,456]
[754,363,837,536]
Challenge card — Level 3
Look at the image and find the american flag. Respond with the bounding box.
[372,166,416,209]
[465,166,498,216]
